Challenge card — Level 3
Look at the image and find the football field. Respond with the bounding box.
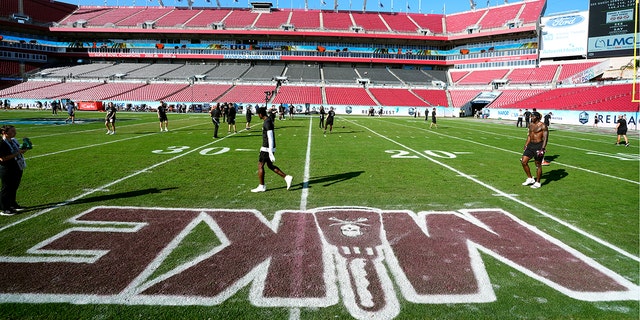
[0,110,638,319]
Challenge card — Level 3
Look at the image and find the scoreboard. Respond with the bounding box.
[587,0,639,58]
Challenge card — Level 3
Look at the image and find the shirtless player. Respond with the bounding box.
[521,112,548,189]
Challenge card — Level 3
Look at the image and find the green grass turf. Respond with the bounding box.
[0,110,637,319]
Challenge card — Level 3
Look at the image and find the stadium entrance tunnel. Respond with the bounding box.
[471,102,489,117]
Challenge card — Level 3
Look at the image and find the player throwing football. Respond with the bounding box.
[521,112,548,189]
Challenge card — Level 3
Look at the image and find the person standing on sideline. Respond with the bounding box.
[245,104,253,130]
[227,103,237,134]
[615,114,629,146]
[324,107,335,134]
[0,125,28,215]
[516,109,524,127]
[544,112,552,127]
[593,113,599,128]
[319,105,326,129]
[209,103,221,138]
[105,102,117,135]
[430,107,438,129]
[64,100,76,124]
[157,101,169,132]
[251,107,293,193]
[521,112,548,189]
[524,109,531,127]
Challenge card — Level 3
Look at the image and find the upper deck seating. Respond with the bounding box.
[288,10,321,29]
[444,10,485,33]
[351,12,388,32]
[322,11,353,30]
[86,7,143,26]
[478,3,522,29]
[382,13,419,33]
[183,9,231,27]
[519,0,547,24]
[222,9,259,28]
[116,7,173,27]
[5,0,76,24]
[155,9,202,27]
[409,14,444,33]
[254,10,291,29]
[58,7,112,25]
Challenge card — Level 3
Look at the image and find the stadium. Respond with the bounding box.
[0,0,638,319]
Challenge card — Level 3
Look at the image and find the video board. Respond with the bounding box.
[587,0,638,58]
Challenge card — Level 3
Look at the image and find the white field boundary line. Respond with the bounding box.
[346,118,640,263]
[0,131,235,233]
[395,120,640,185]
[27,122,207,160]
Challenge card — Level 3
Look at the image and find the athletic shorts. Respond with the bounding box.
[158,115,168,122]
[523,141,544,161]
[326,118,334,126]
[617,128,627,135]
[259,151,273,164]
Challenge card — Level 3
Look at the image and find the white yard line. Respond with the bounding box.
[347,118,640,263]
[299,117,313,211]
[396,120,640,185]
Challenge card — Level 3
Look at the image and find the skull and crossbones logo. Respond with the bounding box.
[329,217,369,238]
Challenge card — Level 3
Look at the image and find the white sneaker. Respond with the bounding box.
[285,175,293,190]
[106,130,111,134]
[522,178,535,186]
[530,182,541,189]
[110,131,115,135]
[251,185,266,193]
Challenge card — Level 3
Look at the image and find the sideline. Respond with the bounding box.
[394,119,640,185]
[346,118,640,263]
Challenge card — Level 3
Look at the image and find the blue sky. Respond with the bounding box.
[57,0,589,15]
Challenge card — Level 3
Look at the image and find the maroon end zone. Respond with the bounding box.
[0,206,637,320]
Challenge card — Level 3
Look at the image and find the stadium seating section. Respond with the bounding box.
[1,0,637,113]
